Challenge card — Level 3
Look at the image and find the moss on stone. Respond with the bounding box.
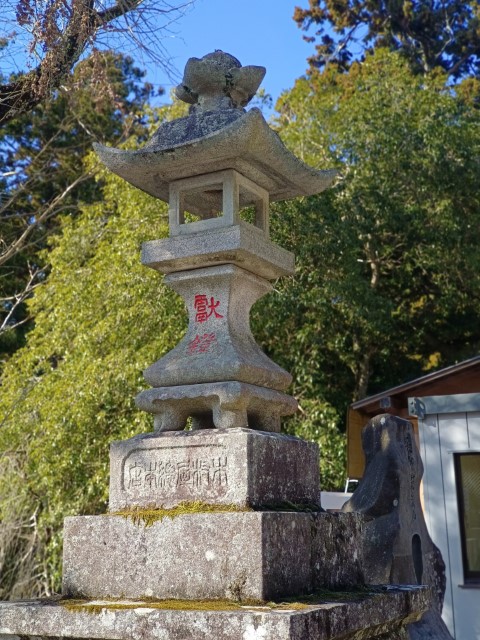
[59,597,276,614]
[110,501,251,527]
[110,500,323,528]
[58,588,375,615]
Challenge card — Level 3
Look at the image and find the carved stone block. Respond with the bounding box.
[135,381,297,433]
[63,512,313,601]
[142,264,292,392]
[108,428,319,511]
[142,221,295,280]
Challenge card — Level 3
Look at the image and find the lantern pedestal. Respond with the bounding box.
[136,381,297,432]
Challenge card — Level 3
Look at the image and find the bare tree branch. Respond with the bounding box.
[0,0,194,125]
[0,170,94,267]
[0,264,42,334]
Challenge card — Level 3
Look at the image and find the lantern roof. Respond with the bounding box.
[94,51,336,206]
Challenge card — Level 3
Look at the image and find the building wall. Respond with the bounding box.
[419,406,480,640]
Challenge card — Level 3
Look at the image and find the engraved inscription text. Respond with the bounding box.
[123,451,228,496]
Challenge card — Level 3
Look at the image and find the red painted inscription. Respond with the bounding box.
[194,294,223,323]
[188,332,217,355]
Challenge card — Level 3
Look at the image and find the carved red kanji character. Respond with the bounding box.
[187,332,217,355]
[194,294,223,323]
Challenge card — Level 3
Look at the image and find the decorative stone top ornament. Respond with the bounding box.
[93,51,337,222]
[175,51,266,110]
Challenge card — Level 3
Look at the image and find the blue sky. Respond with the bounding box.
[1,1,313,113]
[145,1,313,111]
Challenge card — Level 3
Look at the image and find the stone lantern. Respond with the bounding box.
[0,51,431,640]
[94,51,336,434]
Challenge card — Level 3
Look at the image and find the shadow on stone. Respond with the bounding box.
[342,413,453,639]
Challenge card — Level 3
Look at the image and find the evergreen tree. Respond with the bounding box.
[294,0,480,78]
[263,50,480,410]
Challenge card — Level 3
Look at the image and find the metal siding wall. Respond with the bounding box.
[460,412,480,640]
[419,413,456,636]
[421,409,480,640]
[438,413,471,640]
[466,411,480,449]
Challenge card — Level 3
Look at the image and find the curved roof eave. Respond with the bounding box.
[93,108,337,204]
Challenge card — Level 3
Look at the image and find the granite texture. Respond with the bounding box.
[62,510,408,602]
[94,51,336,207]
[142,264,292,392]
[136,262,297,433]
[310,512,366,590]
[94,50,331,438]
[167,169,270,236]
[136,382,297,433]
[174,51,265,110]
[93,107,337,206]
[63,512,313,601]
[142,222,295,280]
[108,428,319,511]
[0,587,428,640]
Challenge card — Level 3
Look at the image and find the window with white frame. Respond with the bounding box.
[455,452,480,584]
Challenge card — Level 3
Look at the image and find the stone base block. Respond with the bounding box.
[63,512,314,601]
[0,588,428,640]
[62,511,381,602]
[136,381,297,433]
[109,428,319,511]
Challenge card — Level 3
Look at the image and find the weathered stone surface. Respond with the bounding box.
[94,51,336,438]
[63,512,314,601]
[342,414,453,639]
[142,221,294,280]
[310,512,366,590]
[94,49,336,251]
[63,509,425,603]
[136,261,298,433]
[0,588,428,640]
[109,428,319,511]
[167,169,271,237]
[136,382,297,433]
[142,264,292,392]
[93,107,337,208]
[174,51,265,110]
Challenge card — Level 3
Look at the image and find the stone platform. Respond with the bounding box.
[0,587,428,640]
[109,429,319,510]
[62,511,388,602]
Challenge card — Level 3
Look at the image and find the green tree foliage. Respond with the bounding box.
[0,52,154,363]
[294,0,480,78]
[0,155,186,598]
[263,50,480,411]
